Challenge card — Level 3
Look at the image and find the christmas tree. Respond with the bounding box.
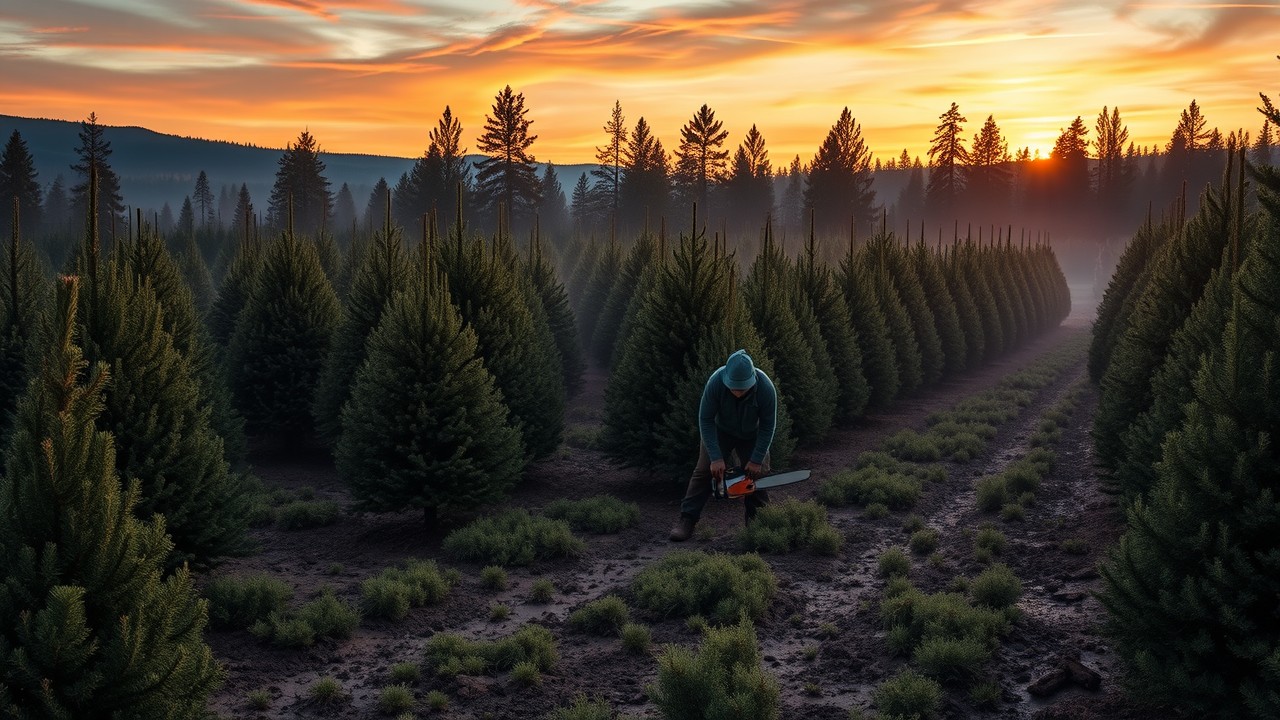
[1088,222,1170,380]
[207,234,261,346]
[837,238,899,407]
[77,196,247,566]
[742,224,833,444]
[313,221,410,445]
[861,244,922,394]
[439,220,564,461]
[1099,159,1280,718]
[592,232,656,367]
[911,239,965,377]
[866,233,943,386]
[794,224,868,421]
[227,230,341,440]
[0,200,46,450]
[941,243,984,368]
[337,244,523,523]
[0,276,222,717]
[524,226,585,394]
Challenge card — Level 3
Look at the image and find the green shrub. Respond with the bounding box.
[546,694,613,720]
[480,565,509,591]
[621,623,651,654]
[425,689,448,710]
[864,503,890,519]
[880,588,1009,652]
[247,688,271,710]
[251,589,361,648]
[206,574,292,630]
[631,551,777,624]
[425,625,558,677]
[1024,447,1056,473]
[804,681,822,696]
[378,684,415,714]
[569,595,630,635]
[309,676,344,704]
[563,426,601,450]
[887,623,914,656]
[803,645,819,661]
[902,514,925,533]
[530,578,555,603]
[884,430,942,462]
[884,576,914,599]
[970,564,1022,609]
[878,547,910,578]
[913,635,991,684]
[361,559,456,621]
[974,525,1006,557]
[686,615,709,634]
[873,668,942,719]
[442,509,585,566]
[738,499,842,555]
[490,603,511,621]
[975,476,1007,512]
[1000,503,1025,522]
[512,660,542,687]
[326,563,344,575]
[277,499,341,530]
[544,495,641,534]
[818,466,921,510]
[649,618,779,720]
[1018,491,1037,507]
[389,662,420,684]
[970,679,1001,708]
[908,528,939,555]
[1002,461,1043,495]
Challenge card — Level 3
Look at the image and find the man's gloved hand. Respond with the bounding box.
[710,459,726,482]
[745,461,764,480]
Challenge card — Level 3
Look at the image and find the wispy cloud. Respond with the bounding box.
[0,0,1276,162]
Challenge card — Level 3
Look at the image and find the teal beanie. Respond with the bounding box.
[723,349,757,390]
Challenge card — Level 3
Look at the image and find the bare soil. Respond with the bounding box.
[207,319,1161,720]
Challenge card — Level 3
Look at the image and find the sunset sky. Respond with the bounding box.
[1,1,1277,166]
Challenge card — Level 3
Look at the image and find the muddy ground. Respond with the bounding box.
[207,318,1161,720]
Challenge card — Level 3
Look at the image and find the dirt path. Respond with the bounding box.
[207,320,1146,720]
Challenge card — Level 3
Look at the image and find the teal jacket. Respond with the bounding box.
[698,366,777,465]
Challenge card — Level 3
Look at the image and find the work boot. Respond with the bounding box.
[669,514,697,542]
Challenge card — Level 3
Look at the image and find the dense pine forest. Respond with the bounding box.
[0,81,1276,719]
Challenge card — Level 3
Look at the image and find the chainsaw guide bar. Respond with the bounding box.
[712,468,812,499]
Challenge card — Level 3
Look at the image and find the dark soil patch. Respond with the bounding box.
[206,321,1158,719]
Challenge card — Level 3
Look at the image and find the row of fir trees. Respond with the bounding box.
[559,208,1071,477]
[1089,104,1280,719]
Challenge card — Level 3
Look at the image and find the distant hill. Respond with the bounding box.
[0,114,596,220]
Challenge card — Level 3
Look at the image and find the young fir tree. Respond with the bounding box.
[1014,242,1049,333]
[991,241,1029,348]
[0,276,222,717]
[837,238,899,407]
[959,240,1004,361]
[227,231,341,440]
[867,233,944,386]
[177,231,213,316]
[312,220,410,445]
[941,244,984,369]
[77,196,248,566]
[609,233,666,370]
[0,201,46,450]
[566,237,599,306]
[1095,171,1235,478]
[312,233,342,287]
[602,228,793,476]
[115,217,248,470]
[1112,158,1250,500]
[576,235,622,344]
[1088,220,1174,381]
[337,242,523,524]
[980,242,1019,353]
[912,240,966,376]
[743,225,835,444]
[592,232,656,367]
[525,225,585,394]
[860,242,923,394]
[1099,164,1280,717]
[794,223,869,421]
[207,234,262,346]
[439,221,564,461]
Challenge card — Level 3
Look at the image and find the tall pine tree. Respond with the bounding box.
[0,200,45,449]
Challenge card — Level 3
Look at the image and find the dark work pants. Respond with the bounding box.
[679,430,770,522]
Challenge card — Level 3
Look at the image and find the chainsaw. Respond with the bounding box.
[712,467,812,499]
